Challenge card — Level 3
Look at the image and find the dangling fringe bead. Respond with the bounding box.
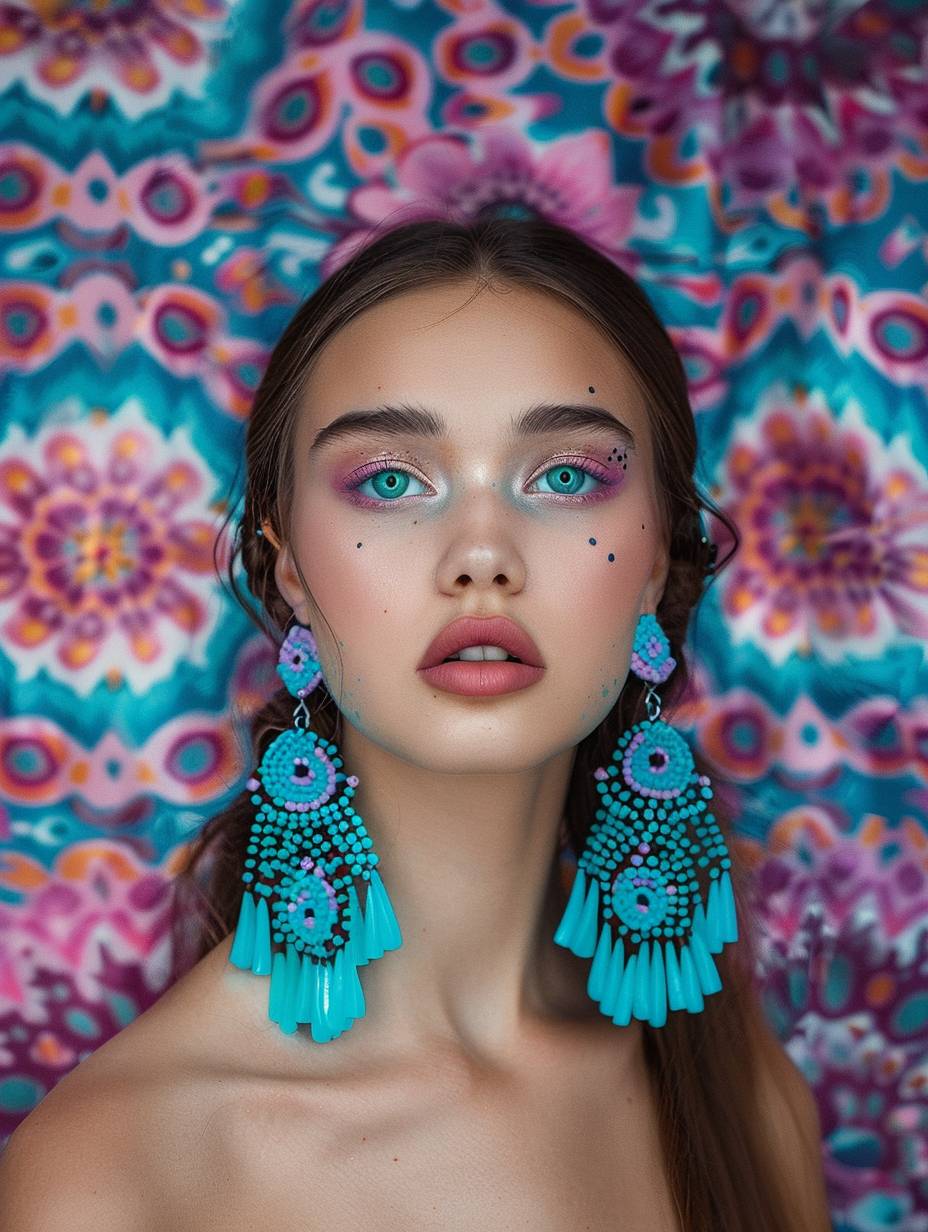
[229,890,256,967]
[362,868,402,961]
[600,937,625,1016]
[553,866,587,949]
[587,923,612,1002]
[649,941,667,1028]
[229,890,275,976]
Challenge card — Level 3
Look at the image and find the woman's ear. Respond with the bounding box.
[643,544,671,614]
[273,543,308,622]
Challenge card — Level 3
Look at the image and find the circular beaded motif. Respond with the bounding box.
[259,727,338,811]
[623,723,691,799]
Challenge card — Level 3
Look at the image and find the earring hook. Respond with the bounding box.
[257,519,282,550]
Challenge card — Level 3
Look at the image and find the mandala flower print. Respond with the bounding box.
[0,398,226,695]
[0,0,233,120]
[718,386,928,666]
[0,840,178,1121]
[322,125,642,278]
[593,0,928,216]
[753,808,928,1224]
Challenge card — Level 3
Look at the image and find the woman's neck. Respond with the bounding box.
[337,719,583,1060]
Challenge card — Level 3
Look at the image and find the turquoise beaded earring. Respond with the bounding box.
[554,612,738,1027]
[228,619,402,1041]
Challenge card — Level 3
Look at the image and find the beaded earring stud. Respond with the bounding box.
[228,621,402,1041]
[554,612,738,1027]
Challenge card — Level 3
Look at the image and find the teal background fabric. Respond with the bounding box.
[1,2,927,1227]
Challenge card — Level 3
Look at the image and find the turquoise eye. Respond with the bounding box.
[356,469,428,500]
[534,464,599,496]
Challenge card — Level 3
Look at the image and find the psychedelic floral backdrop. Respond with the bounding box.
[1,1,927,1228]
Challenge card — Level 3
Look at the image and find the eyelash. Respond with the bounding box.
[342,454,622,508]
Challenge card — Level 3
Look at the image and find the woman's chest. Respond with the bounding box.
[169,1053,681,1232]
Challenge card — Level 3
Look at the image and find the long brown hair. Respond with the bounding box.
[169,214,790,1230]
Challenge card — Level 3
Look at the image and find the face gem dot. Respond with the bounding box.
[608,553,615,562]
[588,385,595,393]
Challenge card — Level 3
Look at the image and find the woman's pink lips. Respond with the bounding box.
[417,659,545,696]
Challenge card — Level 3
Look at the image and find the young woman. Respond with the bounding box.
[1,216,831,1231]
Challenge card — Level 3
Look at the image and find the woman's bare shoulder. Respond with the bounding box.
[0,935,289,1231]
[0,1049,151,1231]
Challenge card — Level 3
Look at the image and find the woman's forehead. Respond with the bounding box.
[299,284,649,449]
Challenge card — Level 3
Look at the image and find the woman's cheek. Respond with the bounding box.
[305,531,407,639]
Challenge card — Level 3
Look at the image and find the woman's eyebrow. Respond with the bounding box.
[308,400,637,454]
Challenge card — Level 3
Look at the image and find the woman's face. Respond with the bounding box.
[274,280,669,773]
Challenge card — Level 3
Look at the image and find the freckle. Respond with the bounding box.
[589,537,596,545]
[608,553,615,562]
